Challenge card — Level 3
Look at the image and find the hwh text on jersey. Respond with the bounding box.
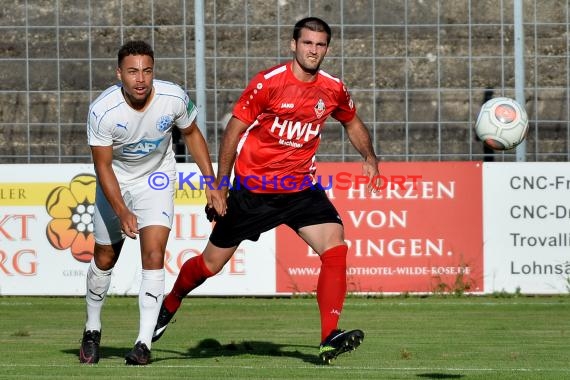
[270,116,320,142]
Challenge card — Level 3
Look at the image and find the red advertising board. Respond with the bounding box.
[275,162,483,294]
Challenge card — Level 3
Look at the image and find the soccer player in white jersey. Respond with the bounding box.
[80,40,226,365]
[152,17,379,364]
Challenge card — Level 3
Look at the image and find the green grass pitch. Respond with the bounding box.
[1,295,569,379]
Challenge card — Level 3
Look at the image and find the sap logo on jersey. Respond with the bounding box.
[123,138,164,156]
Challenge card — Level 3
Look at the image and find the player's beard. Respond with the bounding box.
[296,54,323,75]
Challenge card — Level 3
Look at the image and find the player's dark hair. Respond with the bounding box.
[117,40,154,66]
[293,17,331,44]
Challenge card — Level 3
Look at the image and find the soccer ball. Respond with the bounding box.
[475,97,529,150]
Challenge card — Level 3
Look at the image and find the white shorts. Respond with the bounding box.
[93,180,174,245]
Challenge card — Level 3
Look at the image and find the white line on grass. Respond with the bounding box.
[1,363,570,373]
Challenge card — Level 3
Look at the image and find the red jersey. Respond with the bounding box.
[232,61,356,193]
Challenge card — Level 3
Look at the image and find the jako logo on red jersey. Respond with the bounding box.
[270,117,320,142]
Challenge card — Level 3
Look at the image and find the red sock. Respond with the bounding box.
[317,245,348,342]
[164,254,213,312]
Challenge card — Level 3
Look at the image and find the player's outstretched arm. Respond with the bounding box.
[342,115,380,192]
[216,116,250,187]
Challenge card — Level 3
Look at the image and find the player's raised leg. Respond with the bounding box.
[153,242,236,342]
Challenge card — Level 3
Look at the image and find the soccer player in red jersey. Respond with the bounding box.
[154,17,379,363]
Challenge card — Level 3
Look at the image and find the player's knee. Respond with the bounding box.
[202,258,224,275]
[142,250,166,270]
[93,256,115,271]
[93,244,120,270]
[202,244,237,275]
[320,244,348,263]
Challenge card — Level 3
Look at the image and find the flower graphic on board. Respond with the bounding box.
[45,174,96,263]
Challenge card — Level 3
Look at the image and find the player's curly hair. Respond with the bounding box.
[293,17,332,44]
[117,40,154,66]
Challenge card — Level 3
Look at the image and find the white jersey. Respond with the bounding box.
[87,80,197,186]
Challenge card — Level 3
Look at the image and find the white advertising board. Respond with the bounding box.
[3,162,570,296]
[0,164,275,296]
[483,162,570,294]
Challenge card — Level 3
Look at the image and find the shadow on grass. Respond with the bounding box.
[63,339,322,365]
[62,346,147,362]
[153,338,321,364]
[417,374,464,379]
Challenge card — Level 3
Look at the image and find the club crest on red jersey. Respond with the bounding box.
[314,99,326,119]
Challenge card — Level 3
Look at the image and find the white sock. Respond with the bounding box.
[135,269,165,349]
[85,258,112,332]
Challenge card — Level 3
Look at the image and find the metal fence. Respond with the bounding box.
[1,0,569,163]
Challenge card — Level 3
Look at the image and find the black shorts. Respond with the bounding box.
[209,185,343,248]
